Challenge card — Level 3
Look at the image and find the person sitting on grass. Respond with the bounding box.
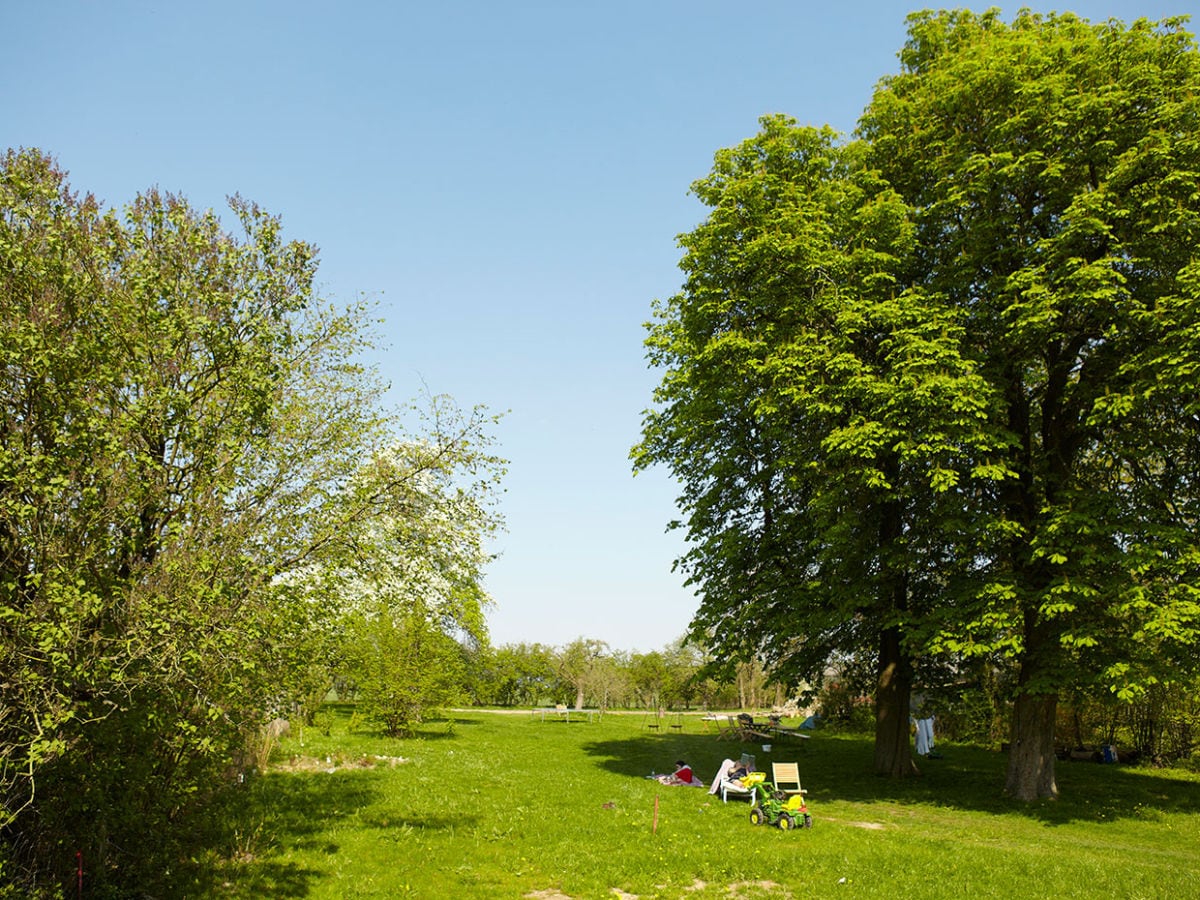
[652,760,703,786]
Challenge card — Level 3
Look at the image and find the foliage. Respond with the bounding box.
[342,603,466,737]
[467,635,799,713]
[554,638,612,709]
[635,112,1002,777]
[859,8,1200,800]
[285,394,506,733]
[922,658,1012,748]
[625,644,725,711]
[468,642,558,707]
[637,11,1200,799]
[1110,678,1200,764]
[627,650,672,710]
[814,680,874,733]
[0,150,503,896]
[306,397,505,635]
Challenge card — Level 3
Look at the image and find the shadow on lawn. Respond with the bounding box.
[811,736,1200,826]
[193,769,387,898]
[327,717,471,743]
[578,729,1200,826]
[580,729,775,782]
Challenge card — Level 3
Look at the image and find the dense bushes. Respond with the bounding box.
[0,151,503,897]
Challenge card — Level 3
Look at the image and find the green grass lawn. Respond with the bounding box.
[199,706,1200,899]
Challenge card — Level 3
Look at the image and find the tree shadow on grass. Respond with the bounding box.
[188,769,387,898]
[1026,756,1200,826]
[580,730,775,781]
[433,714,484,725]
[813,735,1200,825]
[338,715,476,742]
[578,729,1200,825]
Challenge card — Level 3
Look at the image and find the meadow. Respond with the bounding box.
[200,706,1200,899]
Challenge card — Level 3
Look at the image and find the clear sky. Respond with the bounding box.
[6,0,1196,653]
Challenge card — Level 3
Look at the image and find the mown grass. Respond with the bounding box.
[196,706,1200,899]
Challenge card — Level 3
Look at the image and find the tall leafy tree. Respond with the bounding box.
[629,650,672,710]
[636,118,1001,777]
[343,602,469,737]
[861,9,1200,799]
[639,11,1200,800]
[470,642,558,707]
[555,638,611,709]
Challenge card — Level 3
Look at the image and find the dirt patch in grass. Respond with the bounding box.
[819,814,886,830]
[676,878,792,897]
[271,754,408,773]
[727,881,792,898]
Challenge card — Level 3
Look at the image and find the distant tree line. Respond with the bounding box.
[458,637,1200,770]
[461,637,793,713]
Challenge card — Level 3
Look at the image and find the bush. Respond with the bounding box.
[815,681,874,732]
[342,605,466,737]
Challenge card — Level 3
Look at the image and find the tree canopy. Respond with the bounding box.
[637,11,1200,799]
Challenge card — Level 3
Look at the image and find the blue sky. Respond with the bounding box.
[6,0,1195,652]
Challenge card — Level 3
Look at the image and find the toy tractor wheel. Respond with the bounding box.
[749,807,765,826]
[803,813,813,829]
[777,814,794,831]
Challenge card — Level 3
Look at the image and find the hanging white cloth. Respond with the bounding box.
[915,716,935,756]
[709,758,737,794]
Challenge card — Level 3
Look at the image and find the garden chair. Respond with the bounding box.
[704,714,736,739]
[736,713,773,742]
[714,753,756,802]
[720,777,754,803]
[771,762,807,799]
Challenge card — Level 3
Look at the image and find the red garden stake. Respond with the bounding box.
[76,851,82,899]
[652,795,659,834]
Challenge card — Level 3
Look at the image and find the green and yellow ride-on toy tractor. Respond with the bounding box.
[742,771,812,831]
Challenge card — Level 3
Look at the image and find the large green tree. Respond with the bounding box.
[469,642,558,707]
[555,638,611,709]
[636,118,1000,777]
[638,12,1200,799]
[861,9,1200,800]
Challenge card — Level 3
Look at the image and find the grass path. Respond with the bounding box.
[202,707,1200,899]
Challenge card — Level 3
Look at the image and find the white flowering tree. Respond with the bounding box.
[293,397,506,735]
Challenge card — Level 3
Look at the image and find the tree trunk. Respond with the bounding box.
[872,485,917,778]
[874,625,919,777]
[1003,606,1061,799]
[1005,690,1058,800]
